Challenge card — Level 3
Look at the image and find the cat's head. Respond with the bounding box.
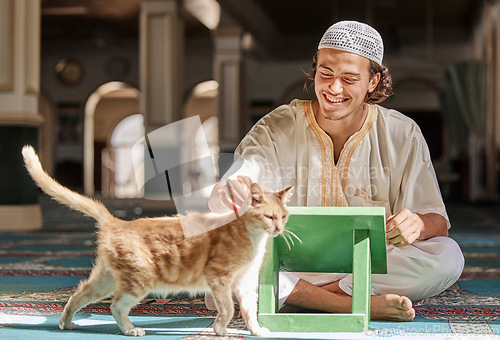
[248,183,292,237]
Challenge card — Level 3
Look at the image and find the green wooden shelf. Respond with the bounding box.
[258,206,387,333]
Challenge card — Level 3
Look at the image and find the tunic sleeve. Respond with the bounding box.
[221,104,298,192]
[227,124,284,191]
[393,128,450,229]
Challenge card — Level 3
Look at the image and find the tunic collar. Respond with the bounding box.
[303,100,378,206]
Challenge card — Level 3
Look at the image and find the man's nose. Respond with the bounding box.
[329,78,343,94]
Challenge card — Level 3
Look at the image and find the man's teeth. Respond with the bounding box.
[325,94,346,103]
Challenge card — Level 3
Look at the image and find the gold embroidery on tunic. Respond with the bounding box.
[303,102,378,207]
[339,105,378,189]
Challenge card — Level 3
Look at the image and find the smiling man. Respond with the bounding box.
[208,21,464,322]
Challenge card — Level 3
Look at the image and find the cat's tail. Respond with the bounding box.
[22,145,116,226]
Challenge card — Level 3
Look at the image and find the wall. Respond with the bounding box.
[40,24,475,170]
[41,36,140,170]
[41,37,140,104]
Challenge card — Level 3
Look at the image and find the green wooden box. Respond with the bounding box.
[258,206,387,333]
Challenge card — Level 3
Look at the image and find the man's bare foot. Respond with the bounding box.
[371,294,415,321]
[284,279,415,322]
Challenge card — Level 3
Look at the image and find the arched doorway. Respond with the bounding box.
[83,82,140,195]
[83,80,220,206]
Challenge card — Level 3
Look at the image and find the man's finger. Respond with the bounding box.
[222,191,236,209]
[394,239,408,247]
[227,179,246,204]
[237,175,253,189]
[386,228,401,240]
[387,234,401,245]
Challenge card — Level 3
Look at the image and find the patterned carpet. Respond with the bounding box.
[0,199,499,338]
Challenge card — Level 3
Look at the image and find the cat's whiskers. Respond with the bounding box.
[281,231,292,250]
[280,228,302,250]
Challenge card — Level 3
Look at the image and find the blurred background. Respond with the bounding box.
[1,0,499,230]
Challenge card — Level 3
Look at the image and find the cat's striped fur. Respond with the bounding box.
[22,145,291,337]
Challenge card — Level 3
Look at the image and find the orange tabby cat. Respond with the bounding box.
[22,145,291,337]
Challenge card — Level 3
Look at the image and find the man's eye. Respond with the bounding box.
[344,78,357,83]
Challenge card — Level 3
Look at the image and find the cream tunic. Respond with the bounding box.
[225,99,448,222]
[220,99,464,304]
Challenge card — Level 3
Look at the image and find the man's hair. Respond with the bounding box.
[304,51,393,104]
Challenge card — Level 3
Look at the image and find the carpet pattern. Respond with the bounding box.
[1,229,499,338]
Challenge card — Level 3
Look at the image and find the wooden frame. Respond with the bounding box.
[258,206,387,333]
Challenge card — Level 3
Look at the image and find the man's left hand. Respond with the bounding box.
[386,209,424,247]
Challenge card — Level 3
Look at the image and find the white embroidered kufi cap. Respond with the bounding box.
[318,21,384,66]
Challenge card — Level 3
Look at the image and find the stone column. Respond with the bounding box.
[473,3,499,202]
[0,0,43,230]
[213,27,245,176]
[139,0,184,204]
[140,0,184,129]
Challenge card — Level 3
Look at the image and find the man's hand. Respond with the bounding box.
[386,209,423,247]
[222,176,252,213]
[386,209,449,247]
[208,175,253,215]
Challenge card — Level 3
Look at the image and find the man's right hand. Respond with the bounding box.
[208,175,253,215]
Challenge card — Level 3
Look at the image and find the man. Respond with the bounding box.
[208,21,464,321]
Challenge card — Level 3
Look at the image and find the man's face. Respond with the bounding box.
[314,48,380,123]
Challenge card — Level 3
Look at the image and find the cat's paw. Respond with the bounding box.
[250,326,270,337]
[213,322,227,337]
[58,320,75,330]
[123,327,146,336]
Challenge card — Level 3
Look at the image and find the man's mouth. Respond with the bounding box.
[324,93,348,104]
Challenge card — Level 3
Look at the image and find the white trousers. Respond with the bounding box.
[278,236,464,309]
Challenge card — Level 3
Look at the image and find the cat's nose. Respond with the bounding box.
[276,223,284,233]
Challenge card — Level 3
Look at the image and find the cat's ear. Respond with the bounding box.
[251,183,264,206]
[276,185,293,203]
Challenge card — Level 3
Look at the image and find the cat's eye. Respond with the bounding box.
[282,215,286,219]
[264,214,274,220]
